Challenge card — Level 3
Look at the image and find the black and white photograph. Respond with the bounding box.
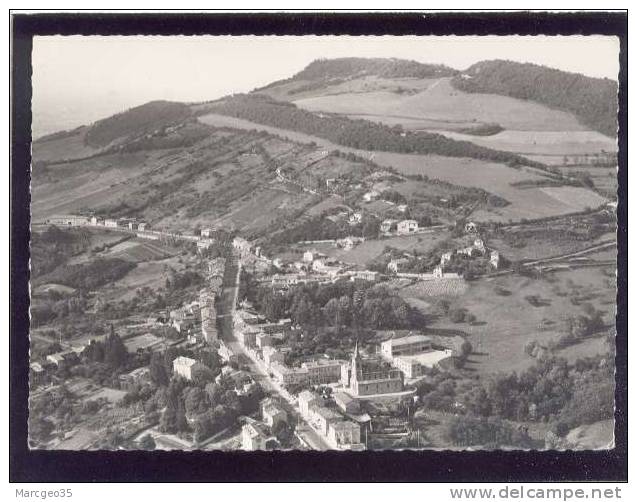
[9,9,628,486]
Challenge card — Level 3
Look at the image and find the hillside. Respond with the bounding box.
[84,100,192,147]
[198,93,542,168]
[451,60,618,137]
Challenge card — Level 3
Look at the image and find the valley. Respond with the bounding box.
[28,56,618,452]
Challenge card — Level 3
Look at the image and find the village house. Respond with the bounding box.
[327,420,362,449]
[334,392,360,415]
[262,346,285,367]
[336,236,364,251]
[90,216,100,226]
[261,398,288,429]
[312,406,343,436]
[233,236,252,257]
[348,212,363,225]
[241,422,275,451]
[137,222,149,231]
[397,219,418,235]
[256,332,273,349]
[197,239,214,251]
[301,358,345,385]
[363,190,380,202]
[298,390,320,418]
[397,204,408,213]
[200,228,213,238]
[464,221,478,234]
[119,366,151,391]
[47,214,90,227]
[172,356,197,380]
[46,350,79,368]
[380,219,397,233]
[269,362,309,386]
[104,219,118,228]
[490,250,500,269]
[351,270,380,282]
[387,258,409,273]
[237,328,259,348]
[303,250,316,263]
[29,362,46,385]
[440,252,453,267]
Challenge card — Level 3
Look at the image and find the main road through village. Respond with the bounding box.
[216,252,332,451]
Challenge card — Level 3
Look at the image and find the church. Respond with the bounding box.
[340,342,404,397]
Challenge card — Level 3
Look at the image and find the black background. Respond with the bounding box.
[10,10,628,482]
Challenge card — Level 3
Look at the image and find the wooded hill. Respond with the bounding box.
[452,60,618,137]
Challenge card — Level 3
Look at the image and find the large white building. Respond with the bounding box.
[397,219,418,235]
[381,334,433,359]
[173,356,197,380]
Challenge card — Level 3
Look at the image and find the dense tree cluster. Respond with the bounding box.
[291,57,458,81]
[31,226,92,278]
[208,94,543,167]
[254,281,420,332]
[452,60,617,137]
[45,257,136,291]
[270,214,380,244]
[416,355,614,435]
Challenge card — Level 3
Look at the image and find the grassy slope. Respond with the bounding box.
[399,266,615,376]
[290,77,588,132]
[197,113,607,223]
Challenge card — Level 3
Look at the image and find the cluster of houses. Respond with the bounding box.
[199,257,226,344]
[380,218,419,235]
[298,390,366,450]
[45,214,152,232]
[241,396,296,450]
[386,228,501,280]
[266,250,380,289]
[440,236,500,271]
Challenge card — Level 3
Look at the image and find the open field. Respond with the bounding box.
[429,129,616,156]
[290,77,588,132]
[295,231,450,267]
[399,268,615,376]
[101,255,187,301]
[105,240,176,262]
[400,278,469,298]
[557,165,618,197]
[198,113,608,223]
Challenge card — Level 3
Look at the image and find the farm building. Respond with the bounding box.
[380,219,397,233]
[47,214,90,226]
[397,220,418,235]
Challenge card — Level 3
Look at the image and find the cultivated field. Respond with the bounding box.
[429,129,616,156]
[400,278,469,298]
[197,113,608,223]
[291,77,588,132]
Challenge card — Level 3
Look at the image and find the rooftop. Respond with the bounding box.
[314,406,343,421]
[384,334,432,347]
[395,349,452,369]
[173,356,197,367]
[298,390,319,402]
[329,420,360,432]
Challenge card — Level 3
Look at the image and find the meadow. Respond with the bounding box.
[399,267,615,376]
[292,77,587,132]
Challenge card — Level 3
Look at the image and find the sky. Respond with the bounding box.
[31,35,620,137]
